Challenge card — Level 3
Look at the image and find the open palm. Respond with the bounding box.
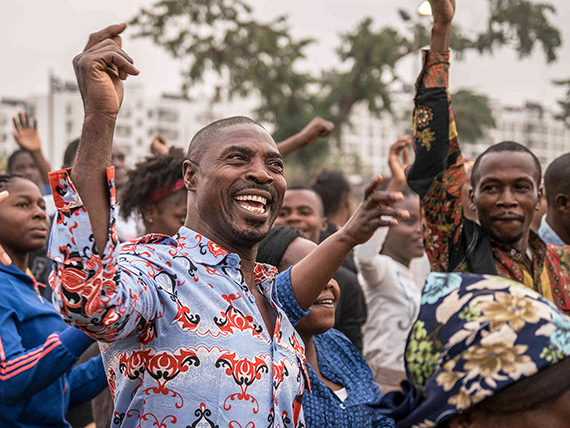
[12,112,41,152]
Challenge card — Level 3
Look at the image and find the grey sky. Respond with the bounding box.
[1,0,569,110]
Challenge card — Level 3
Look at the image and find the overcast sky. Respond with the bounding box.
[1,0,569,110]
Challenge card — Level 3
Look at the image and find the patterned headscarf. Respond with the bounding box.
[372,272,570,428]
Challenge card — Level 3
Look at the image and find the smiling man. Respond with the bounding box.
[275,187,367,351]
[47,24,407,428]
[407,0,570,312]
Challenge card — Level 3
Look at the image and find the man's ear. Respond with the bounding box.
[536,185,545,211]
[183,159,199,191]
[555,193,570,213]
[468,188,477,213]
[320,216,328,232]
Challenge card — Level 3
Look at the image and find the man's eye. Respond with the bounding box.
[16,202,29,208]
[269,161,284,171]
[229,154,246,161]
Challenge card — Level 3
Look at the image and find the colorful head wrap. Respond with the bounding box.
[150,178,186,202]
[373,272,570,428]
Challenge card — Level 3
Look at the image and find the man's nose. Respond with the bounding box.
[498,188,518,207]
[245,163,274,184]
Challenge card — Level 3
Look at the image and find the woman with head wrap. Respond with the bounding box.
[257,226,394,428]
[373,272,570,428]
[120,147,187,236]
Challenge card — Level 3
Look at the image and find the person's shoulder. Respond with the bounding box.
[546,243,570,263]
[0,268,28,305]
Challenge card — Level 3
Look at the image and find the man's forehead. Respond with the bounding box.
[284,189,323,208]
[215,123,276,149]
[478,151,538,180]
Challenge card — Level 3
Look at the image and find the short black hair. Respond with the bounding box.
[7,149,29,172]
[286,186,325,217]
[471,141,542,187]
[119,147,185,220]
[187,116,266,164]
[311,169,351,216]
[62,139,80,168]
[544,153,570,205]
[256,226,302,268]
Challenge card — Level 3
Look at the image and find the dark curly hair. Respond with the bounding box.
[0,173,25,191]
[119,147,185,220]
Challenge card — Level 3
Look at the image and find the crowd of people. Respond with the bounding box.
[1,0,570,427]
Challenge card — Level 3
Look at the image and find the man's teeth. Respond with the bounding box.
[315,299,334,305]
[235,195,267,205]
[242,205,266,214]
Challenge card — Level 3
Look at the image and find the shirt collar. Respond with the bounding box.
[174,226,232,266]
[538,215,566,246]
[174,227,278,285]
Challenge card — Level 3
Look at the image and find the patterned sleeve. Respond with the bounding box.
[48,168,161,343]
[275,267,310,326]
[407,50,466,273]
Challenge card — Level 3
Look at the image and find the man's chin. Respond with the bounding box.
[489,229,525,247]
[230,222,272,244]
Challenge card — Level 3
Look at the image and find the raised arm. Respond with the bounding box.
[290,177,409,310]
[355,137,410,281]
[12,112,52,186]
[276,117,335,157]
[387,135,411,193]
[48,25,162,343]
[406,0,466,273]
[70,23,139,255]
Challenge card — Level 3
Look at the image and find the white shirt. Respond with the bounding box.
[354,228,428,377]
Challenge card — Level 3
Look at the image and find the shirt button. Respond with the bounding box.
[248,293,256,303]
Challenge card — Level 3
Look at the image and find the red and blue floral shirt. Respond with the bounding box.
[48,168,310,428]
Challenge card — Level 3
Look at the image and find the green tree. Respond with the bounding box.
[451,90,497,144]
[129,0,561,172]
[554,79,570,128]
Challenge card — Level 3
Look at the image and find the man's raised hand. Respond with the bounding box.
[73,23,139,119]
[12,112,42,153]
[150,136,169,156]
[299,117,335,146]
[387,135,411,192]
[339,176,409,247]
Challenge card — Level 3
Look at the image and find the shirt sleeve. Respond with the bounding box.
[354,227,390,286]
[406,50,466,273]
[0,298,94,406]
[48,168,161,343]
[275,267,310,326]
[67,354,108,410]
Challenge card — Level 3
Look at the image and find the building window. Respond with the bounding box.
[116,125,132,138]
[157,109,178,123]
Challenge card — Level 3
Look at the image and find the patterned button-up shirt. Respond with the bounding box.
[407,50,570,313]
[48,168,310,428]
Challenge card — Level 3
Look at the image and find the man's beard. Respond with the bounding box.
[229,216,272,244]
